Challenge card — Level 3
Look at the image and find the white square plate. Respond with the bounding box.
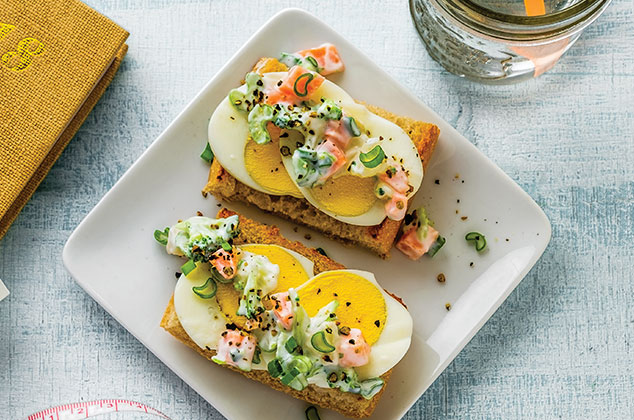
[63,8,551,420]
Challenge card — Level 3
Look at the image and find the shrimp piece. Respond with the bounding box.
[337,328,371,368]
[396,225,440,260]
[379,167,410,194]
[214,329,257,370]
[266,66,324,105]
[316,139,347,182]
[324,119,352,150]
[384,191,408,221]
[209,248,240,280]
[270,291,295,330]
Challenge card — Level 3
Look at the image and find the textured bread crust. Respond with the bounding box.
[160,209,391,418]
[203,58,440,258]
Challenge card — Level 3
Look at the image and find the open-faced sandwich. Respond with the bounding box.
[203,44,443,259]
[156,209,413,418]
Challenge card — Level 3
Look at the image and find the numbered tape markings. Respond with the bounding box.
[26,399,171,420]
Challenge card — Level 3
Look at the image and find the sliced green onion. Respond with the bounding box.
[285,336,299,354]
[252,346,261,365]
[200,143,214,163]
[427,235,446,257]
[344,116,361,137]
[317,99,342,120]
[289,373,308,391]
[192,277,217,299]
[228,89,245,110]
[305,406,321,420]
[293,73,314,97]
[359,377,384,399]
[153,227,169,246]
[280,367,301,386]
[359,145,386,168]
[220,240,232,252]
[465,232,486,252]
[305,56,319,70]
[181,259,197,276]
[288,355,312,374]
[268,359,283,377]
[310,331,335,353]
[315,247,328,257]
[279,52,301,67]
[247,103,275,144]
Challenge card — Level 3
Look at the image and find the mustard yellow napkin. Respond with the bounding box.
[0,0,129,239]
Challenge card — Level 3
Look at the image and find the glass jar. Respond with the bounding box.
[410,0,612,83]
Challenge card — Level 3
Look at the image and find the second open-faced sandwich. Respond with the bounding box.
[203,44,442,258]
[156,209,413,418]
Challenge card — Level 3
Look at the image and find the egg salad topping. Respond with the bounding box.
[396,206,446,260]
[165,215,239,261]
[157,215,413,398]
[208,44,424,225]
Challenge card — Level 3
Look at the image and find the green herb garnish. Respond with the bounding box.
[359,145,386,168]
[293,72,314,97]
[305,56,319,70]
[285,336,300,354]
[344,116,361,137]
[252,346,261,365]
[268,359,283,377]
[192,277,217,299]
[465,232,486,252]
[305,406,321,420]
[280,367,301,386]
[153,227,169,245]
[181,259,197,276]
[200,143,214,163]
[310,331,335,353]
[247,103,275,144]
[315,247,328,257]
[428,236,446,257]
[220,240,232,252]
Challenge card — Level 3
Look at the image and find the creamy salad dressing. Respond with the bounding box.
[166,215,238,258]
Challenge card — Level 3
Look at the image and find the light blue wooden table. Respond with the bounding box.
[1,1,633,419]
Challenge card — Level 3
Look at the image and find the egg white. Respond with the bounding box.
[173,262,228,351]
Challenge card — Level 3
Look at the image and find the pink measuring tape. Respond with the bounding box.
[25,399,171,420]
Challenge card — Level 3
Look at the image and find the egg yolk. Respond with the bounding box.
[297,271,386,345]
[310,175,378,217]
[244,131,302,198]
[215,244,311,328]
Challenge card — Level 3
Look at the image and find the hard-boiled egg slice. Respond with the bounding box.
[208,81,303,198]
[296,269,412,380]
[173,262,228,350]
[271,72,423,226]
[215,244,314,328]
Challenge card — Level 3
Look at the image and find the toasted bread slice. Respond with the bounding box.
[161,209,392,418]
[203,59,440,257]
